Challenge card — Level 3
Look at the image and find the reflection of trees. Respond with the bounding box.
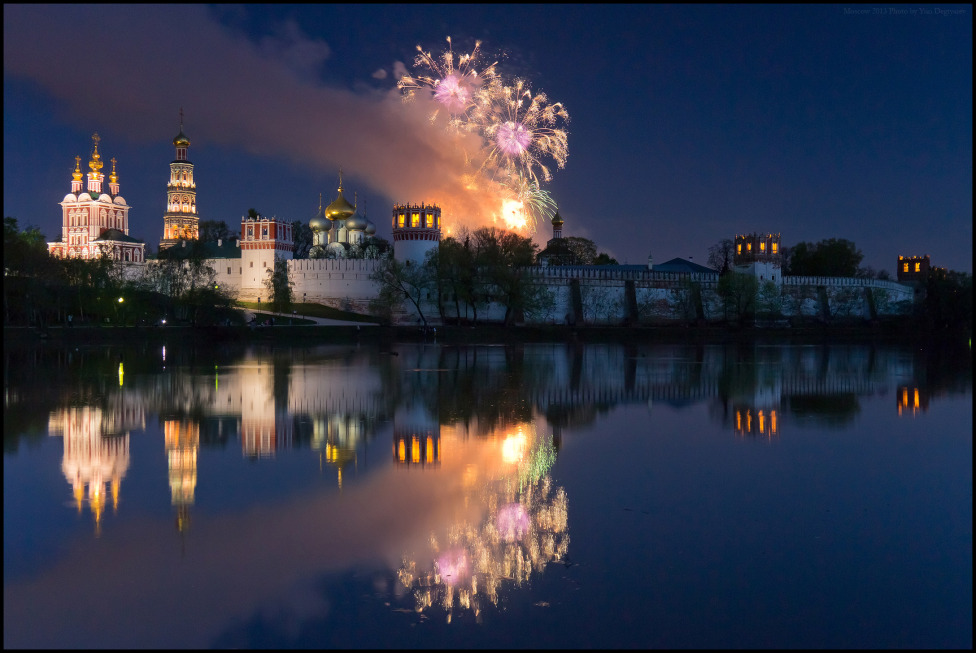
[398,424,569,622]
[785,394,859,425]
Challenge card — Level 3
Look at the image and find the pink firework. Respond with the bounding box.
[398,36,499,122]
[480,78,569,188]
[433,74,472,114]
[495,121,532,157]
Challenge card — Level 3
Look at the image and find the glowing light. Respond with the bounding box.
[499,198,528,231]
[502,431,527,463]
[118,362,124,387]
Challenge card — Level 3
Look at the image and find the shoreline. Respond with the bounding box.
[4,322,968,347]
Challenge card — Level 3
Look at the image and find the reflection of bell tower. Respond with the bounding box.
[164,420,199,532]
[49,406,130,535]
[311,415,360,489]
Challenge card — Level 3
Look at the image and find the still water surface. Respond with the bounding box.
[3,339,972,648]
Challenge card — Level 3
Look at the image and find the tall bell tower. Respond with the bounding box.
[160,109,199,251]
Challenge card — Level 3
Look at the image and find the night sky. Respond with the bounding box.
[3,4,972,273]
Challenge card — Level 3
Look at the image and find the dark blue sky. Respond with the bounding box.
[4,4,971,272]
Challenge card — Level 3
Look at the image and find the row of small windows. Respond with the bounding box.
[903,262,920,272]
[736,242,778,254]
[395,212,440,229]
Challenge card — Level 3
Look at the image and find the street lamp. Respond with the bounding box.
[117,297,124,325]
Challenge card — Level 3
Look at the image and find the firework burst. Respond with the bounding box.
[399,37,569,235]
[398,36,500,130]
[480,77,569,188]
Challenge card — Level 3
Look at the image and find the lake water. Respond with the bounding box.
[3,337,972,648]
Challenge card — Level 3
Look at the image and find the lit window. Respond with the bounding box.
[411,212,420,228]
[903,263,909,272]
[747,243,752,251]
[914,262,920,272]
[772,243,778,253]
[760,242,766,251]
[426,213,433,228]
[398,214,405,228]
[737,244,742,254]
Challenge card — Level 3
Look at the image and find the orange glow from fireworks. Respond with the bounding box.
[499,198,528,231]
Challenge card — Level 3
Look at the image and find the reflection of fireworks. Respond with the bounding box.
[398,423,568,622]
[398,36,499,129]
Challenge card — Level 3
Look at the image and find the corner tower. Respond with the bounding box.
[733,232,782,283]
[160,110,199,251]
[392,202,441,263]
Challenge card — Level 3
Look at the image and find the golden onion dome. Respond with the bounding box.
[551,210,564,226]
[72,156,83,181]
[173,130,191,147]
[325,189,356,221]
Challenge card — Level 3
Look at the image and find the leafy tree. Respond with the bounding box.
[4,217,50,276]
[369,255,433,327]
[264,254,294,316]
[472,227,540,325]
[291,220,313,259]
[432,231,481,323]
[784,238,863,277]
[757,280,783,318]
[593,252,618,265]
[707,238,734,274]
[717,271,759,323]
[919,269,973,331]
[199,220,233,242]
[537,236,597,266]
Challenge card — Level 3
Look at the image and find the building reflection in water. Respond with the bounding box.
[397,421,569,623]
[164,420,199,532]
[734,407,779,439]
[897,386,928,416]
[47,398,144,535]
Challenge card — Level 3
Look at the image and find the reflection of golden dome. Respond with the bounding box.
[325,174,356,221]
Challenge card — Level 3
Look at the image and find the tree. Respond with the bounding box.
[537,236,596,266]
[717,271,759,323]
[199,220,233,242]
[472,227,540,325]
[369,255,433,327]
[593,252,618,265]
[291,220,313,259]
[707,238,734,274]
[784,238,863,277]
[264,254,293,316]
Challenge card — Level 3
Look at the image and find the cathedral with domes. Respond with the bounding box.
[47,133,146,262]
[308,171,379,259]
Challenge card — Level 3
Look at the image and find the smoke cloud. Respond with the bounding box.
[3,5,508,233]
